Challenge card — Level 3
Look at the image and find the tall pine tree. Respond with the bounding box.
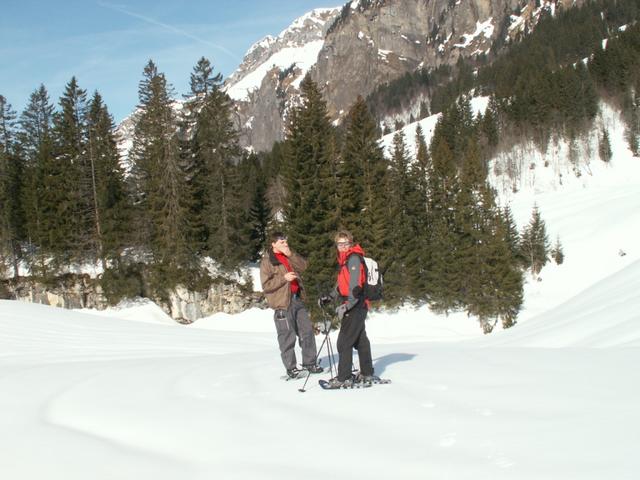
[18,85,57,277]
[406,124,432,300]
[52,77,92,263]
[282,75,337,301]
[456,139,522,331]
[130,60,194,287]
[337,96,388,260]
[384,131,416,304]
[86,91,131,267]
[0,95,22,277]
[426,123,462,312]
[184,57,247,270]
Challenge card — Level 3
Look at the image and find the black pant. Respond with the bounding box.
[336,305,374,381]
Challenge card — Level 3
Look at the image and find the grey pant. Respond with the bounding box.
[274,296,317,370]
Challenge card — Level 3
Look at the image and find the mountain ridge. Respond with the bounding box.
[116,1,580,154]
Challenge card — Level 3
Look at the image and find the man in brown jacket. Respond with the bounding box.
[260,232,322,379]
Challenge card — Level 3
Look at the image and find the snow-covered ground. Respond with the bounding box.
[1,103,639,478]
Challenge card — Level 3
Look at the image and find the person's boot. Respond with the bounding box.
[303,364,323,374]
[286,367,303,379]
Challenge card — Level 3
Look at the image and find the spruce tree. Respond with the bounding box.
[184,57,246,270]
[501,205,521,260]
[52,77,92,263]
[406,124,432,300]
[18,85,56,277]
[550,235,565,265]
[0,95,22,277]
[337,96,388,260]
[438,95,475,164]
[520,204,550,277]
[282,75,337,301]
[598,126,612,163]
[456,139,523,331]
[487,211,524,331]
[130,60,194,287]
[384,131,415,304]
[189,56,222,97]
[479,96,500,151]
[454,137,488,309]
[86,91,131,267]
[336,99,365,231]
[426,123,461,312]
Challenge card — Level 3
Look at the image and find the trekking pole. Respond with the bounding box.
[320,307,338,378]
[298,304,336,393]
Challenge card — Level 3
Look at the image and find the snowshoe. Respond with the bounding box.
[319,376,371,390]
[354,373,392,385]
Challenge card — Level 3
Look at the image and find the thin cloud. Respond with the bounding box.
[97,1,239,60]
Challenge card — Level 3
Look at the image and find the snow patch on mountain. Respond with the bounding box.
[225,40,326,101]
[454,18,495,49]
[285,7,338,35]
[224,7,340,102]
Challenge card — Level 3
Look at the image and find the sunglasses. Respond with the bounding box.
[336,241,351,247]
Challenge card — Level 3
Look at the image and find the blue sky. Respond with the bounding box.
[1,0,340,123]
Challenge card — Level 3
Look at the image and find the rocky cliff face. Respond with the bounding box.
[225,0,567,152]
[313,0,514,117]
[3,275,262,324]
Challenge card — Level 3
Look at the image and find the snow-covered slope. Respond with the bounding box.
[481,258,640,348]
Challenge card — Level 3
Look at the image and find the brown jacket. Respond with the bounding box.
[260,248,308,310]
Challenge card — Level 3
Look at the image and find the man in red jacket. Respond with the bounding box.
[260,232,322,379]
[327,229,375,388]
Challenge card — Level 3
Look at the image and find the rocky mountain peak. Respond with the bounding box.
[224,7,341,102]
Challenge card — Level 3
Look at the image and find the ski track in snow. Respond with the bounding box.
[1,302,639,479]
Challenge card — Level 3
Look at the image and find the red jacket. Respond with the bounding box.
[337,244,368,309]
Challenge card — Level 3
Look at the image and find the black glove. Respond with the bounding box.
[317,294,332,308]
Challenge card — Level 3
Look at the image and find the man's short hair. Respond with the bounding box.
[270,231,287,243]
[334,229,353,243]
